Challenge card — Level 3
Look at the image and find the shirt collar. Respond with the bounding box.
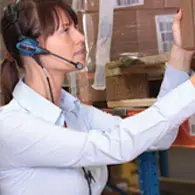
[60,89,81,115]
[12,79,81,124]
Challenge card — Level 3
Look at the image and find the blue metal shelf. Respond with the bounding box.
[138,152,160,195]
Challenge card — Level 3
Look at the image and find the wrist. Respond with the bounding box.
[168,44,194,73]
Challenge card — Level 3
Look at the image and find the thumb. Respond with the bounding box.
[172,9,182,46]
[174,9,182,21]
[172,9,182,31]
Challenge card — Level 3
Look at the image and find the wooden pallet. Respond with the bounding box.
[107,98,156,108]
[106,53,168,81]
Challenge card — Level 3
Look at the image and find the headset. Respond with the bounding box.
[3,2,83,70]
[3,2,94,195]
[3,1,84,103]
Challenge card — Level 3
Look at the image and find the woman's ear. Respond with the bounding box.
[37,36,47,49]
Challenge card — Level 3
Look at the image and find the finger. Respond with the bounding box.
[174,9,182,21]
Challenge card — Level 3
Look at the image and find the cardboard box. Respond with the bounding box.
[111,9,138,60]
[77,11,100,72]
[180,0,195,49]
[106,72,149,101]
[135,8,176,56]
[77,0,167,12]
[70,71,106,104]
[76,0,180,12]
[78,8,177,70]
[164,0,180,8]
[112,8,177,59]
[78,9,138,71]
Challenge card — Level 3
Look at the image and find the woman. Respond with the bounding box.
[0,0,194,194]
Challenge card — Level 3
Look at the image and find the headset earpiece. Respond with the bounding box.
[3,2,48,57]
[16,39,49,56]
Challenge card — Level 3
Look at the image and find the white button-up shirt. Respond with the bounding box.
[0,66,194,195]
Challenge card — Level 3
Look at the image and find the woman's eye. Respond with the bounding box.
[63,28,69,33]
[59,28,69,33]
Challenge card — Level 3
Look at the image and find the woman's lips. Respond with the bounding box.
[73,48,86,56]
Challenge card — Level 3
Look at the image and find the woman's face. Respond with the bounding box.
[39,8,86,73]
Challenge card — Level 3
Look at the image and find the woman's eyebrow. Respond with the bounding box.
[61,22,71,27]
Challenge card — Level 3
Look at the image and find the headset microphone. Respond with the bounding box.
[16,39,84,70]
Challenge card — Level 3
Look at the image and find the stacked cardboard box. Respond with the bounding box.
[105,54,166,106]
[76,0,179,12]
[164,0,180,8]
[77,0,179,72]
[73,71,106,104]
[70,0,180,104]
[180,0,195,50]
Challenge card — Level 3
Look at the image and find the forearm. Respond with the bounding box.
[149,47,194,150]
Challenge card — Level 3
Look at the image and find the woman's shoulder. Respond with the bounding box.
[0,99,24,113]
[0,100,31,130]
[0,99,58,142]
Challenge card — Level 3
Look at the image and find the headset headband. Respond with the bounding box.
[3,1,42,56]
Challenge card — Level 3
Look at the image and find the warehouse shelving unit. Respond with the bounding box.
[104,108,163,195]
[138,152,160,195]
[104,107,195,195]
[105,108,195,195]
[106,151,161,195]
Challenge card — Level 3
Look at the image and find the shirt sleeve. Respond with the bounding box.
[158,64,192,99]
[1,80,195,168]
[149,64,193,150]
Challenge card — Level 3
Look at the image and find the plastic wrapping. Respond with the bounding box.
[68,69,106,104]
[72,0,116,90]
[73,0,148,90]
[70,0,115,100]
[73,70,92,104]
[70,0,87,103]
[93,0,116,90]
[78,12,98,73]
[72,0,99,12]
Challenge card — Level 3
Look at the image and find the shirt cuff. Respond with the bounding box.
[158,64,194,99]
[165,63,190,82]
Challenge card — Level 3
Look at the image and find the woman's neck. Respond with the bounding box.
[24,67,65,106]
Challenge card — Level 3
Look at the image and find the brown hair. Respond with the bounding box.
[1,0,77,105]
